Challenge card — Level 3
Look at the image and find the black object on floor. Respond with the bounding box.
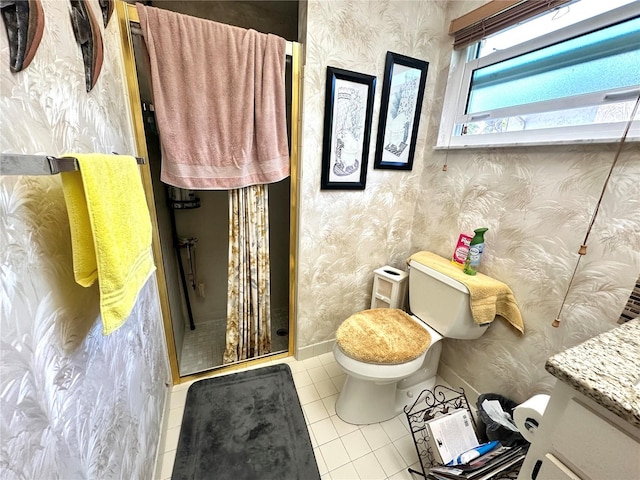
[171,364,320,480]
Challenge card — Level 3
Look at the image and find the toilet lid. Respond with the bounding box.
[336,308,431,364]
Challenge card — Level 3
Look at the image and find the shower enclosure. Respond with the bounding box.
[117,1,300,381]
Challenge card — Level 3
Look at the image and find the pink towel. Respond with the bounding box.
[136,4,290,189]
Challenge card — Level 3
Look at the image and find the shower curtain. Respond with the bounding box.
[223,184,271,364]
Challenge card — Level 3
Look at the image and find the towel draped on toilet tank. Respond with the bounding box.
[136,4,290,189]
[407,252,524,334]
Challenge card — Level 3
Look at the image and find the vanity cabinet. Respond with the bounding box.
[518,380,640,480]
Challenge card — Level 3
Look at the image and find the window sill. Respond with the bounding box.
[434,136,639,150]
[435,123,639,150]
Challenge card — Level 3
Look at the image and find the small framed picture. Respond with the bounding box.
[374,52,428,170]
[321,66,376,190]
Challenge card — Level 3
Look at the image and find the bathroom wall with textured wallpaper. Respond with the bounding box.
[0,1,169,478]
[296,0,640,402]
[1,0,638,477]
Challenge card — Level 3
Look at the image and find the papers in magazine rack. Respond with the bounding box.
[403,385,528,479]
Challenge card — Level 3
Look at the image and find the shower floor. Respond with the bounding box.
[179,310,289,377]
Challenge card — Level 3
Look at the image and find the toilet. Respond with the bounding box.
[333,257,490,425]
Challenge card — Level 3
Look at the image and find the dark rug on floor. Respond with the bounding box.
[171,364,320,480]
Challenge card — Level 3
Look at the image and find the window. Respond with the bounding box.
[437,1,640,148]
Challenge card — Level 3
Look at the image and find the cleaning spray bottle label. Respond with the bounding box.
[451,233,473,268]
[468,243,484,269]
[464,227,488,276]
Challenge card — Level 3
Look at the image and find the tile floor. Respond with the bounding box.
[179,313,289,376]
[156,352,442,480]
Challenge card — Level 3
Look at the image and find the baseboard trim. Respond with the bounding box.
[437,361,481,406]
[296,339,335,360]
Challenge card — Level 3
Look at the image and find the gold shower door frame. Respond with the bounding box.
[116,1,302,385]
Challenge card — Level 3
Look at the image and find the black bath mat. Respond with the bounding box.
[171,364,320,480]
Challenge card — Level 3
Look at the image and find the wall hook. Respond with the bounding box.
[0,0,45,73]
[69,0,103,92]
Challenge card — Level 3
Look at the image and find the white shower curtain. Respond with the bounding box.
[223,184,271,364]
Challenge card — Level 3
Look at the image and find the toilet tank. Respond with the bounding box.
[408,259,489,340]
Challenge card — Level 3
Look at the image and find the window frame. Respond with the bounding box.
[437,3,640,149]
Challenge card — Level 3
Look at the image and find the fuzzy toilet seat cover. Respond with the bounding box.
[336,308,431,364]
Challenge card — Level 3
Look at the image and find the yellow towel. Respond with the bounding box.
[407,251,524,335]
[61,154,155,335]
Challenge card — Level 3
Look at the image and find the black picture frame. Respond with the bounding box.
[321,66,376,190]
[374,52,428,170]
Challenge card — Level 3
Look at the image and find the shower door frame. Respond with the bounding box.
[116,1,302,385]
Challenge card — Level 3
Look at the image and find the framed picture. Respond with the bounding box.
[321,66,376,190]
[374,52,428,170]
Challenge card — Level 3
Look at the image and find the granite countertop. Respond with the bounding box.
[545,318,640,429]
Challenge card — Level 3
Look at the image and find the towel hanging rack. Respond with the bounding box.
[0,153,145,176]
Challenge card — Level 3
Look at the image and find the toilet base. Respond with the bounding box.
[334,332,444,425]
[335,374,439,425]
[396,375,437,412]
[336,376,399,425]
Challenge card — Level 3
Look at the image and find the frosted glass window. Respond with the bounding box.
[436,1,640,148]
[467,17,640,114]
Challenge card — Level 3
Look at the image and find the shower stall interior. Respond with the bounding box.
[129,1,299,377]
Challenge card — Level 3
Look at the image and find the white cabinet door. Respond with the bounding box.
[550,398,640,480]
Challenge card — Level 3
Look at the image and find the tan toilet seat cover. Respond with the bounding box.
[336,308,431,364]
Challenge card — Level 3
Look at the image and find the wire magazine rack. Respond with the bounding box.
[404,385,478,477]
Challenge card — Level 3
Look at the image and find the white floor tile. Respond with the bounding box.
[317,352,335,365]
[322,394,338,416]
[168,388,189,410]
[315,378,339,398]
[330,462,360,480]
[303,399,330,424]
[163,426,181,453]
[330,414,359,437]
[380,415,409,442]
[314,447,329,475]
[273,355,295,364]
[352,452,386,480]
[323,361,344,378]
[308,365,331,383]
[360,423,391,451]
[409,462,424,476]
[157,450,175,479]
[309,426,318,448]
[373,443,406,478]
[287,360,307,373]
[292,370,313,388]
[297,383,321,405]
[331,374,346,392]
[302,356,323,369]
[387,467,416,480]
[166,407,184,430]
[341,429,372,461]
[321,474,333,480]
[393,434,419,466]
[398,414,412,433]
[319,438,351,472]
[171,380,193,392]
[310,417,340,446]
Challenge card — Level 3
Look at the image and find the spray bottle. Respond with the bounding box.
[464,227,488,275]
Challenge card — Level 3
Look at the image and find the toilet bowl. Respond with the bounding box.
[334,317,442,425]
[333,255,490,425]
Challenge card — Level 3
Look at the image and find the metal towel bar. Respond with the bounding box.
[0,153,145,176]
